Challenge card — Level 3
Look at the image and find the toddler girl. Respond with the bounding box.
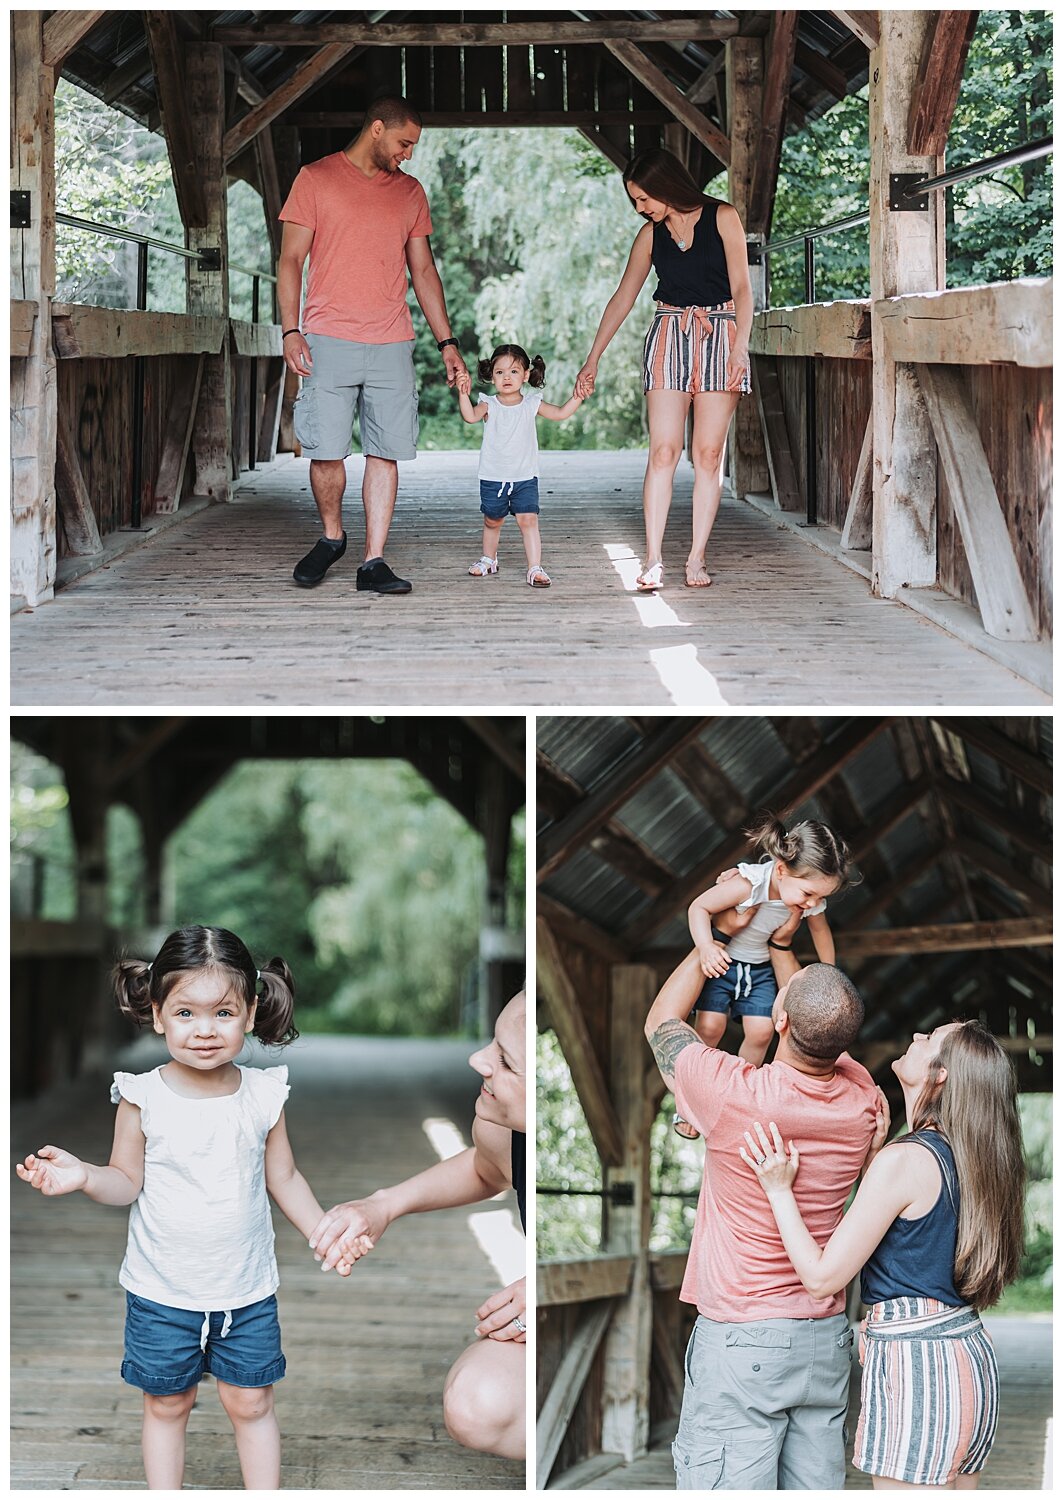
[456,343,584,586]
[16,924,364,1491]
[674,814,857,1136]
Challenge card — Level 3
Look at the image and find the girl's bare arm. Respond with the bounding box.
[805,911,835,964]
[538,395,584,420]
[16,1099,145,1205]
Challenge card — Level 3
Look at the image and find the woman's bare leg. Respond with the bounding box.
[443,1335,525,1460]
[642,391,692,574]
[687,391,740,585]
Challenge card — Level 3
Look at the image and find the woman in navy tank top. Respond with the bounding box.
[741,1019,1025,1488]
[575,147,753,591]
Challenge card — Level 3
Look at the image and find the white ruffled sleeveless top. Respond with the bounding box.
[110,1064,290,1312]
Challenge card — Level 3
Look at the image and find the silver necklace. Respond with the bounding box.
[675,211,695,250]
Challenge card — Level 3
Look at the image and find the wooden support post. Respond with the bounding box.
[840,410,873,549]
[600,965,658,1462]
[154,354,205,513]
[751,356,802,510]
[727,35,770,499]
[185,43,233,500]
[55,411,103,555]
[869,12,944,598]
[478,754,512,1033]
[10,12,58,607]
[536,1302,615,1489]
[257,357,286,462]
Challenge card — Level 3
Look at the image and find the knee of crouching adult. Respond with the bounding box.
[443,1357,508,1453]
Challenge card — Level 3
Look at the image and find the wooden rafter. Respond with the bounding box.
[143,12,209,228]
[537,894,626,966]
[915,364,1038,641]
[942,779,1051,862]
[624,719,890,948]
[537,719,711,883]
[847,845,945,931]
[537,918,624,1166]
[686,49,727,105]
[747,12,798,235]
[851,775,932,861]
[42,10,106,69]
[955,836,1052,913]
[291,108,670,129]
[604,39,731,165]
[831,10,881,50]
[794,39,849,100]
[668,741,749,830]
[837,916,1051,959]
[222,44,358,164]
[213,20,741,47]
[931,720,1051,797]
[462,718,525,781]
[253,125,283,260]
[106,720,190,788]
[907,11,978,155]
[539,754,675,896]
[577,127,628,172]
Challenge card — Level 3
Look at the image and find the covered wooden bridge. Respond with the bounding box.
[11,10,1052,703]
[535,714,1051,1487]
[11,714,525,1099]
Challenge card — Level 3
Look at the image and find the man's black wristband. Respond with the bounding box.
[767,939,793,951]
[437,336,459,352]
[282,328,301,338]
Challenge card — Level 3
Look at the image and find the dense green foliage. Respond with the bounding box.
[11,741,524,1037]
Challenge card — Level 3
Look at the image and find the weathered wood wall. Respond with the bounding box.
[776,356,873,530]
[538,1302,608,1478]
[937,364,1052,638]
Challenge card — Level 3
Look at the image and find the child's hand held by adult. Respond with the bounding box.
[698,940,731,978]
[739,1120,799,1194]
[16,1144,89,1196]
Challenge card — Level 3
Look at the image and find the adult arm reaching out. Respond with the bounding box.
[643,948,711,1091]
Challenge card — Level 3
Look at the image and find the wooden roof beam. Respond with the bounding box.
[539,753,676,897]
[686,48,728,105]
[537,917,624,1167]
[846,843,945,930]
[794,39,849,100]
[907,11,978,155]
[223,44,360,164]
[624,718,890,947]
[537,893,627,966]
[577,127,627,172]
[462,717,525,782]
[837,915,1051,960]
[930,719,1052,797]
[604,39,731,165]
[537,718,712,883]
[954,835,1052,913]
[746,11,798,236]
[830,11,881,50]
[850,774,932,860]
[143,12,209,228]
[214,20,741,47]
[42,10,107,70]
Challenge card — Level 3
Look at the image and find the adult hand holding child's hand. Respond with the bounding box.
[456,370,472,397]
[698,939,731,979]
[309,1197,389,1276]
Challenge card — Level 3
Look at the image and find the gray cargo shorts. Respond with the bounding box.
[673,1313,853,1490]
[293,332,418,461]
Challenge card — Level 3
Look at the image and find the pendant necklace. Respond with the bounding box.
[676,211,694,250]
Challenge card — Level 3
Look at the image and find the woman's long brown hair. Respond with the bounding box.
[622,147,711,212]
[911,1020,1026,1309]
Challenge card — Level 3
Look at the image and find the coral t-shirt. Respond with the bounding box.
[673,1044,879,1322]
[279,152,433,345]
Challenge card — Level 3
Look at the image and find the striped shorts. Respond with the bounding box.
[853,1298,999,1486]
[643,301,751,395]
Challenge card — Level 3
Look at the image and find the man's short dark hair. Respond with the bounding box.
[364,96,422,131]
[783,964,864,1062]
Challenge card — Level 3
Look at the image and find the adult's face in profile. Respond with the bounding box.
[626,179,669,223]
[370,118,422,173]
[469,992,526,1132]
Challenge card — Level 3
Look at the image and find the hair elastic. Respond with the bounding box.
[256,969,261,982]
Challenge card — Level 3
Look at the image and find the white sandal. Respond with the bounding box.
[636,560,664,591]
[468,555,498,577]
[527,565,552,587]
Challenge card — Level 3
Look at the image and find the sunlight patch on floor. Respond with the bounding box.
[604,542,688,626]
[468,1207,524,1285]
[650,643,729,705]
[423,1117,468,1161]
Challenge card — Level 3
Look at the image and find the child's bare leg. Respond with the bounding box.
[739,1016,775,1067]
[692,1009,727,1047]
[515,512,542,568]
[142,1387,197,1489]
[481,516,504,559]
[216,1380,281,1490]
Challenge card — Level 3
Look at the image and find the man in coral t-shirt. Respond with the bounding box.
[278,96,467,594]
[645,947,883,1490]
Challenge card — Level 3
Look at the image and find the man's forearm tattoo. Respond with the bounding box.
[648,1018,701,1083]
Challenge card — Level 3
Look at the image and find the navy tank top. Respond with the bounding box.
[860,1131,964,1306]
[512,1129,526,1234]
[651,201,733,307]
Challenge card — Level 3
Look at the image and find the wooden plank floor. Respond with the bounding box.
[580,1315,1052,1489]
[11,1035,525,1490]
[10,452,1047,707]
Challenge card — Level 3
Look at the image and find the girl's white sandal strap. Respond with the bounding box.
[527,565,552,587]
[468,555,498,576]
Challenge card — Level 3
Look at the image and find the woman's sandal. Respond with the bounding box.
[527,565,552,587]
[684,560,712,588]
[468,555,499,577]
[636,560,664,591]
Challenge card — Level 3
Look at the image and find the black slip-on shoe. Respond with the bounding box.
[293,533,347,586]
[356,558,412,595]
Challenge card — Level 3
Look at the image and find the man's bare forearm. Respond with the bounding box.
[646,1017,701,1091]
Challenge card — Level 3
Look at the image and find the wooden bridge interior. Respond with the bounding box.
[11,714,525,1099]
[535,713,1051,1485]
[11,11,1052,695]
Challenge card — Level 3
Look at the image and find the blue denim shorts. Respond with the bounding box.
[695,958,777,1018]
[122,1291,286,1394]
[479,477,540,518]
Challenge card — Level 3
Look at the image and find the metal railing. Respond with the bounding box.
[757,135,1053,526]
[55,212,278,518]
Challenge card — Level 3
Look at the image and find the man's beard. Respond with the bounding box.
[372,142,396,173]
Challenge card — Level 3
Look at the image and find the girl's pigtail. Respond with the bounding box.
[254,957,299,1047]
[113,958,155,1027]
[529,355,546,388]
[476,356,495,385]
[744,810,798,864]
